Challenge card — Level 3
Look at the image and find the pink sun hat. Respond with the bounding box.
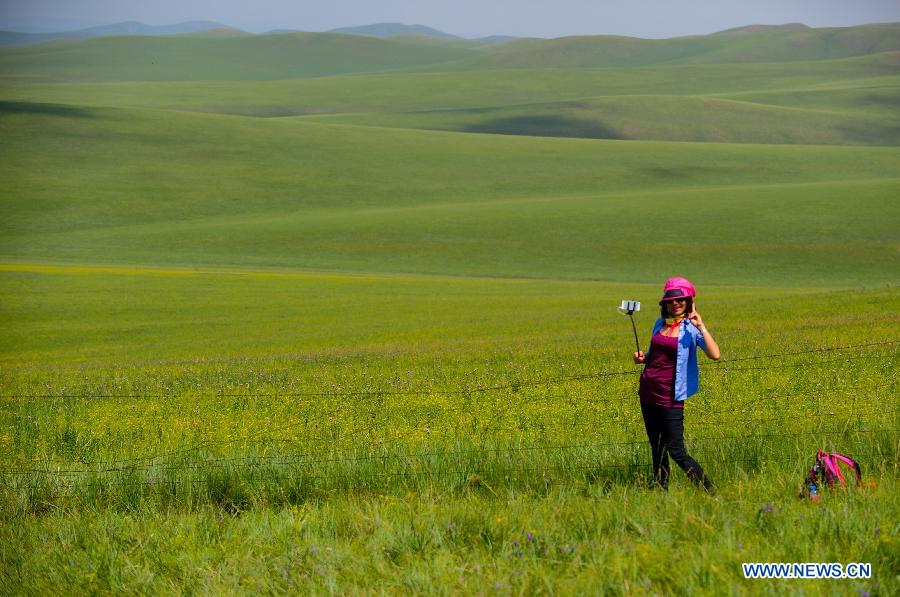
[658,277,696,305]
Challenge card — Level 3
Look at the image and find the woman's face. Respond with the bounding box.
[666,298,688,316]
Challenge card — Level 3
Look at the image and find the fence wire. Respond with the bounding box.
[1,340,897,488]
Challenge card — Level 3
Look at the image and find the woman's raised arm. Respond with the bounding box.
[687,303,720,360]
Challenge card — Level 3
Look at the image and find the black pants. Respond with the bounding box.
[640,402,713,490]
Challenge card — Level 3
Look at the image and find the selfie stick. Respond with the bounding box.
[618,300,642,353]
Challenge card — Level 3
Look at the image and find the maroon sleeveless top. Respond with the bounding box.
[638,333,683,408]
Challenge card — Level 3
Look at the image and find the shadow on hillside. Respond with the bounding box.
[835,123,900,146]
[463,114,625,140]
[855,92,900,110]
[0,101,96,118]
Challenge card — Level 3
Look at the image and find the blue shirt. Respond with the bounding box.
[649,317,707,401]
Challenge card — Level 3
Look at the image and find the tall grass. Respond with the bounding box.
[2,271,896,516]
[1,277,896,592]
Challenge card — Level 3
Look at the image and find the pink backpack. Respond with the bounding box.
[799,450,862,498]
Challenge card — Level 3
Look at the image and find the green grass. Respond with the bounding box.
[2,481,896,594]
[1,265,897,593]
[4,263,896,366]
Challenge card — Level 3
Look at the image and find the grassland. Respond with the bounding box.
[1,265,897,593]
[1,24,899,594]
[2,52,896,146]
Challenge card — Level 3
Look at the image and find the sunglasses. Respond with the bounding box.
[666,297,688,303]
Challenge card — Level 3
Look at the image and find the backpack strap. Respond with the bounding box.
[831,453,863,485]
[823,453,844,483]
[817,451,842,483]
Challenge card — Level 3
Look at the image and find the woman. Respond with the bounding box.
[633,277,720,491]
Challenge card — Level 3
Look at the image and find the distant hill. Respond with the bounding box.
[0,20,228,47]
[473,35,520,45]
[176,27,251,38]
[711,23,810,36]
[262,29,306,35]
[2,21,898,79]
[0,30,94,47]
[0,32,479,81]
[443,22,900,69]
[74,20,229,37]
[328,23,460,39]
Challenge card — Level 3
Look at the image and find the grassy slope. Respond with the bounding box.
[3,52,896,145]
[1,262,896,366]
[308,93,900,145]
[2,53,897,114]
[1,105,898,285]
[721,82,900,112]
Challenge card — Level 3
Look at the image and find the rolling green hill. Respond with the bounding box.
[0,23,898,284]
[2,23,898,84]
[0,33,480,81]
[1,52,897,145]
[307,92,900,145]
[328,22,459,39]
[0,21,231,48]
[0,25,896,147]
[710,23,811,36]
[3,52,896,113]
[439,22,900,70]
[1,103,897,286]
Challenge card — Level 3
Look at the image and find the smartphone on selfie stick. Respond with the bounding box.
[618,300,642,354]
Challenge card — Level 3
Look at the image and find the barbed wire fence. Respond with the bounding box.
[0,340,897,494]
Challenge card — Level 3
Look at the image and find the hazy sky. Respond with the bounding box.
[2,0,899,38]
